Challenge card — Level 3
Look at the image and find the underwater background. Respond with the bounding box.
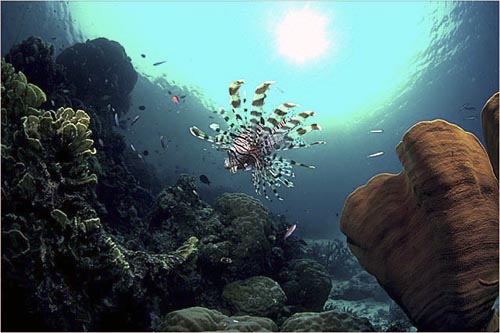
[1,1,499,332]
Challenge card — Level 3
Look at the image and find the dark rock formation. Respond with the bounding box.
[56,37,137,112]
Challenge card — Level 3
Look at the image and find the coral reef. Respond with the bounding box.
[222,276,287,319]
[1,59,199,331]
[481,92,499,178]
[340,118,499,331]
[1,36,334,331]
[156,306,278,332]
[147,188,308,313]
[277,259,332,312]
[280,310,375,332]
[4,36,159,236]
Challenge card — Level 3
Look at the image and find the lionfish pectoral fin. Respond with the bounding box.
[264,103,300,132]
[282,140,327,151]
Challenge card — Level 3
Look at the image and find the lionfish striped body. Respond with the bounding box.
[190,80,325,200]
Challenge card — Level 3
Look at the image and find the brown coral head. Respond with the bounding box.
[340,119,499,331]
[481,92,499,179]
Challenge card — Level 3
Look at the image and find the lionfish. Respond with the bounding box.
[189,80,325,201]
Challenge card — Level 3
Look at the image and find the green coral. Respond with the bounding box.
[25,107,97,176]
[101,235,199,279]
[2,59,97,189]
[50,209,69,229]
[1,59,46,123]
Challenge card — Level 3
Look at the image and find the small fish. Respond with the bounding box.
[180,95,186,99]
[220,257,232,264]
[51,36,57,40]
[138,105,146,111]
[160,135,167,150]
[243,91,247,103]
[141,54,146,58]
[463,116,476,120]
[199,174,211,185]
[114,113,119,127]
[137,153,144,160]
[101,95,111,100]
[130,144,136,152]
[284,224,297,240]
[98,138,104,147]
[130,115,141,127]
[367,151,384,158]
[61,89,70,94]
[168,90,172,95]
[369,129,384,133]
[153,60,167,66]
[143,150,149,156]
[336,212,339,217]
[171,95,180,104]
[460,103,476,111]
[273,86,284,93]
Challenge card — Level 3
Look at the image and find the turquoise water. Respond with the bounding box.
[2,1,498,238]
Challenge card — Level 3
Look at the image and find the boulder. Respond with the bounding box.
[278,259,332,312]
[280,310,374,332]
[157,306,277,332]
[222,276,286,318]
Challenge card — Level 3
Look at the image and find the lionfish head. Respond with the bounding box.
[224,150,254,173]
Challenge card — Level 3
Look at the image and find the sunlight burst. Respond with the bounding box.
[276,7,330,64]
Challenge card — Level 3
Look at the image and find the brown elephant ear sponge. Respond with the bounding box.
[481,92,499,179]
[340,119,499,331]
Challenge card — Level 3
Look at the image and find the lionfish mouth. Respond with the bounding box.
[189,79,325,201]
